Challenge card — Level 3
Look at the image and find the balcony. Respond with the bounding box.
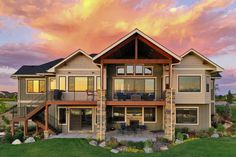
[106,90,166,106]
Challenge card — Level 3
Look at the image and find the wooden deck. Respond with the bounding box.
[106,100,165,106]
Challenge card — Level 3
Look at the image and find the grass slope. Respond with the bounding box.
[0,138,236,157]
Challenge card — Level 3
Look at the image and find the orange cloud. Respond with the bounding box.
[0,0,235,57]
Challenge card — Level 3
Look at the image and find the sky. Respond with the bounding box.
[0,0,236,95]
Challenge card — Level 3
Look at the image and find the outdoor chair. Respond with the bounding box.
[119,123,126,134]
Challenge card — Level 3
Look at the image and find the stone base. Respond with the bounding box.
[44,130,49,139]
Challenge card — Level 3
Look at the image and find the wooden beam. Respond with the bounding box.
[46,101,97,105]
[135,37,138,60]
[137,36,172,60]
[106,100,166,106]
[45,105,48,131]
[24,120,28,137]
[102,59,171,64]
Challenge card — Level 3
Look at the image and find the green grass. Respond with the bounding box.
[231,106,236,122]
[0,138,236,157]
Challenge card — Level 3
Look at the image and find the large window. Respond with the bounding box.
[68,76,94,92]
[113,107,125,122]
[144,107,156,122]
[176,108,198,125]
[178,76,201,92]
[114,78,155,93]
[59,76,66,91]
[58,108,67,125]
[27,80,45,93]
[127,107,142,116]
[49,78,56,91]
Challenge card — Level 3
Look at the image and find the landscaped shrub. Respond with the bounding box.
[127,141,145,149]
[2,116,10,125]
[217,124,225,136]
[181,127,189,134]
[125,147,142,153]
[156,137,169,143]
[216,105,232,120]
[195,130,209,138]
[3,132,13,144]
[208,127,215,136]
[176,132,184,141]
[106,137,119,149]
[13,129,24,142]
[119,140,127,146]
[144,140,153,148]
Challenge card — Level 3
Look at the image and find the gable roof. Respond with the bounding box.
[181,48,224,72]
[47,49,92,72]
[12,58,64,76]
[93,28,181,61]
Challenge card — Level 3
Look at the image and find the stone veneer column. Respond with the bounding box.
[96,90,106,141]
[164,89,176,141]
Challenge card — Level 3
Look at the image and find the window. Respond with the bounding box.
[127,107,142,116]
[206,76,210,92]
[144,107,156,122]
[96,76,101,91]
[49,78,56,91]
[27,80,45,93]
[178,76,201,92]
[126,65,134,75]
[165,76,170,89]
[135,65,143,75]
[58,108,66,125]
[176,108,198,124]
[59,76,66,91]
[68,76,94,92]
[145,79,154,92]
[144,67,153,75]
[117,66,125,75]
[113,107,125,121]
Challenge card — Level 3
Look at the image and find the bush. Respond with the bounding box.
[13,129,24,142]
[119,140,127,146]
[216,105,232,120]
[106,137,119,149]
[208,127,215,136]
[2,116,10,125]
[144,140,153,148]
[217,124,225,135]
[181,127,189,134]
[195,130,209,138]
[125,147,142,153]
[3,132,13,144]
[176,132,184,141]
[156,137,169,143]
[127,141,145,149]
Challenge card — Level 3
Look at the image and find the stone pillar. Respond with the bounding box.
[164,89,176,141]
[96,90,106,141]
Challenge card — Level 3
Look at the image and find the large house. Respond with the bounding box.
[11,29,223,141]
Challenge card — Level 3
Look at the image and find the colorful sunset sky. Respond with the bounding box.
[0,0,236,94]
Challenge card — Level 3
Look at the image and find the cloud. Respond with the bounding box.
[217,69,236,94]
[0,0,235,56]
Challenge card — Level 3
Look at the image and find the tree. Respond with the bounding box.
[226,90,234,104]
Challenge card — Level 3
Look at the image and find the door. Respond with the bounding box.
[69,108,92,131]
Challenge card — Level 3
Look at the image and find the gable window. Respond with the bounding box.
[113,107,125,122]
[49,78,56,91]
[68,76,94,92]
[59,76,66,91]
[126,65,134,75]
[144,107,156,122]
[27,80,45,93]
[178,76,201,92]
[117,66,125,75]
[58,108,67,125]
[176,107,198,125]
[135,65,143,75]
[144,67,153,75]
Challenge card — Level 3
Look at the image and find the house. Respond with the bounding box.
[11,29,223,141]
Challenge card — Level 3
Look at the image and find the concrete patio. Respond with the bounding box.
[49,130,164,142]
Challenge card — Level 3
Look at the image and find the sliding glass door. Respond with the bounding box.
[69,108,92,131]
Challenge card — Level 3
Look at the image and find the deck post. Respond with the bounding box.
[44,104,49,139]
[11,121,15,136]
[24,120,28,137]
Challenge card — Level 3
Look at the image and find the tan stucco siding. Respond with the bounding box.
[175,104,210,131]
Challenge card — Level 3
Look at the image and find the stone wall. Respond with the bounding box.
[96,91,106,140]
[164,89,176,141]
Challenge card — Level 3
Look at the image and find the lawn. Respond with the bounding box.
[0,137,236,157]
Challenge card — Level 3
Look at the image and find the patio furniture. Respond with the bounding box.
[130,120,139,134]
[131,94,141,101]
[119,123,126,134]
[117,92,127,101]
[139,125,147,133]
[54,90,62,100]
